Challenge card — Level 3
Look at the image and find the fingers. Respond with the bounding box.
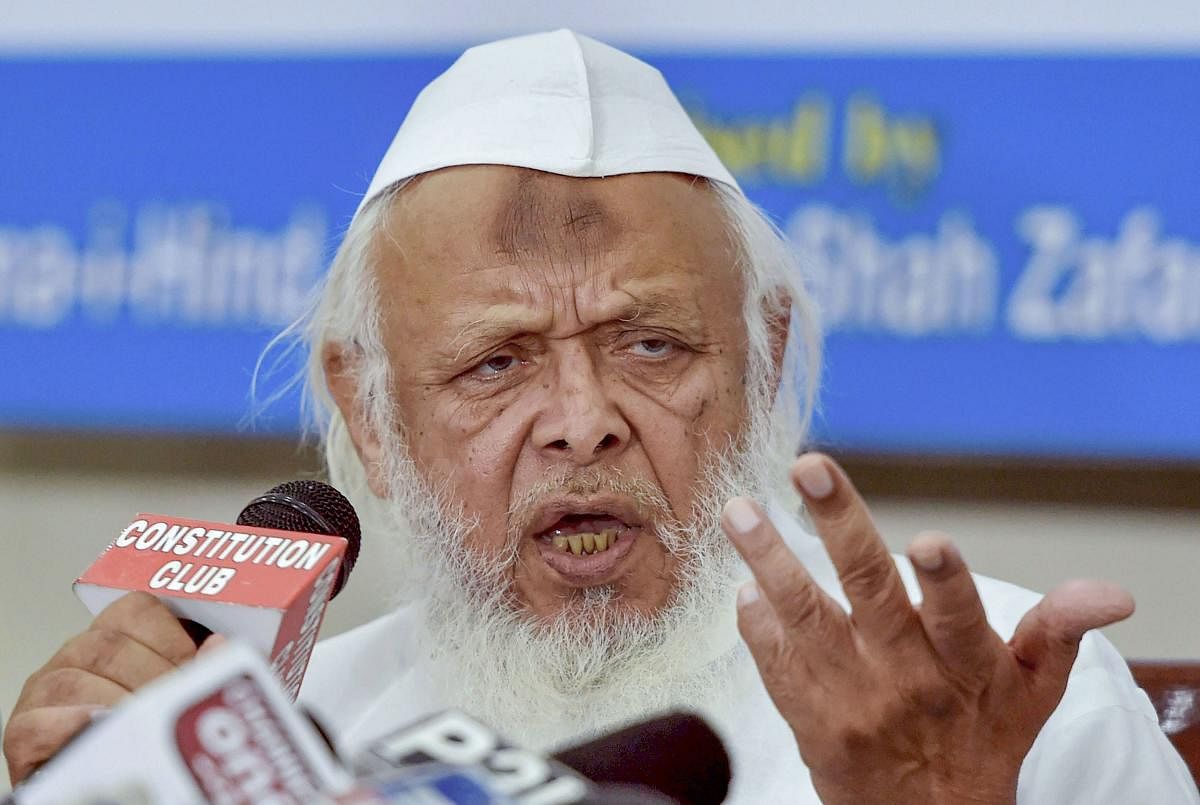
[1010,579,1135,687]
[91,591,198,666]
[3,705,104,785]
[722,496,849,649]
[792,453,916,643]
[5,630,225,789]
[16,666,128,711]
[732,582,787,667]
[14,592,193,713]
[42,628,178,691]
[908,532,996,678]
[6,592,197,782]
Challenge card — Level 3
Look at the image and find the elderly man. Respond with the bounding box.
[5,30,1196,803]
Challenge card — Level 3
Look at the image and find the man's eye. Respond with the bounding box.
[473,354,519,376]
[630,339,674,357]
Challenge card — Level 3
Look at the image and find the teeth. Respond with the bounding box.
[549,529,625,555]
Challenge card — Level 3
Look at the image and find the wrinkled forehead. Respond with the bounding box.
[374,165,738,288]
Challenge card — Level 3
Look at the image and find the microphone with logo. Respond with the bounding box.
[72,480,362,698]
[346,709,732,804]
[5,640,353,805]
[4,641,730,805]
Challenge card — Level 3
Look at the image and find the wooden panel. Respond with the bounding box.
[0,431,323,478]
[836,452,1200,511]
[1129,660,1200,785]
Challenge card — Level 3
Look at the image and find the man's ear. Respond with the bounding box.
[766,292,791,392]
[323,341,389,498]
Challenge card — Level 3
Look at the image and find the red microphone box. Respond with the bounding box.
[74,513,346,698]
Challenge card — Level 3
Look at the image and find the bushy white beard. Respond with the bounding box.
[366,389,786,751]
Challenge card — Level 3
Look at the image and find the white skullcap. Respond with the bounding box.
[357,29,740,215]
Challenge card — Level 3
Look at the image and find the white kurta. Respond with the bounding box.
[301,510,1198,803]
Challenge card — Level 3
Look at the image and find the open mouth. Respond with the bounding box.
[530,506,644,584]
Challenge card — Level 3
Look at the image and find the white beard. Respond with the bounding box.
[357,386,791,751]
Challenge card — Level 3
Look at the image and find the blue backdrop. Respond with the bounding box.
[2,54,1198,458]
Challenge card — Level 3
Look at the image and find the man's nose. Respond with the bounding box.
[532,347,631,464]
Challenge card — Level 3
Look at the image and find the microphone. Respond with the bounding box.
[339,769,673,804]
[351,710,729,804]
[237,480,362,599]
[7,645,679,805]
[8,640,353,804]
[7,640,721,805]
[551,713,730,805]
[73,480,362,698]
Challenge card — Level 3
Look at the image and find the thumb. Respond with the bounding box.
[1010,580,1134,686]
[195,632,229,659]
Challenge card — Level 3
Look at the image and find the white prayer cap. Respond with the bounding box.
[357,29,739,215]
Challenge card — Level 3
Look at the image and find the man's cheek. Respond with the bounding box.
[461,398,538,463]
[424,455,464,480]
[413,397,526,477]
[632,360,739,422]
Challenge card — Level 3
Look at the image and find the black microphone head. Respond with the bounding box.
[552,712,731,805]
[583,784,679,804]
[237,480,361,599]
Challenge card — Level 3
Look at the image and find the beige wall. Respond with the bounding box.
[1,446,1197,784]
[872,498,1200,661]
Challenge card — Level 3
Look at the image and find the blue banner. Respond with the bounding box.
[2,54,1198,458]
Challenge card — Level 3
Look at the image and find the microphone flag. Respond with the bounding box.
[74,512,346,698]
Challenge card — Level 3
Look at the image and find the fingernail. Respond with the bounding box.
[738,581,761,607]
[910,541,944,572]
[794,455,834,499]
[724,497,762,534]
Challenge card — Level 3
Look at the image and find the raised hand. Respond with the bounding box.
[721,453,1135,805]
[3,592,213,785]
